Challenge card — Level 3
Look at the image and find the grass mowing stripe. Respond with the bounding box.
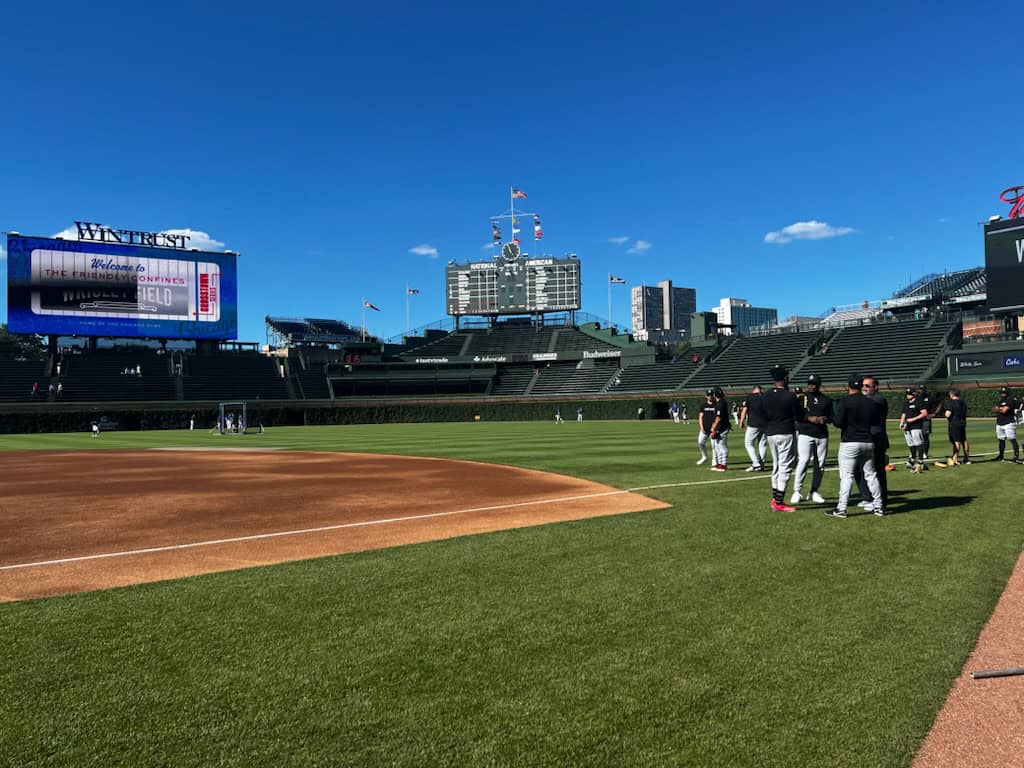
[0,421,1022,767]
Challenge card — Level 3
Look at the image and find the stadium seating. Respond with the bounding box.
[293,361,332,399]
[184,352,290,401]
[464,326,556,355]
[801,318,955,384]
[0,360,51,401]
[55,350,178,402]
[404,331,470,356]
[685,330,823,389]
[819,307,880,327]
[607,357,702,393]
[490,365,537,395]
[530,361,620,395]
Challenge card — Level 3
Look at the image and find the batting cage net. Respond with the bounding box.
[217,402,248,435]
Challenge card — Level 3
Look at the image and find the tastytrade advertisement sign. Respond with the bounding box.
[6,234,238,339]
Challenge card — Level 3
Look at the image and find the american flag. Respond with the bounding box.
[511,188,528,199]
[407,288,420,295]
[363,300,381,311]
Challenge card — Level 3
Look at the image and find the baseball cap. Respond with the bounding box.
[713,386,724,397]
[807,374,822,385]
[1000,386,1010,394]
[848,374,863,389]
[905,387,915,395]
[705,388,714,396]
[769,365,788,381]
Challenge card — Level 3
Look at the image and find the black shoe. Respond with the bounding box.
[825,508,847,519]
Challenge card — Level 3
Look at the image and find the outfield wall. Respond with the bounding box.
[0,385,1016,434]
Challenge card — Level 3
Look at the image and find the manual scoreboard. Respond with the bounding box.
[446,242,580,316]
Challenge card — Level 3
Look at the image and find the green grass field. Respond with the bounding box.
[1,419,1021,767]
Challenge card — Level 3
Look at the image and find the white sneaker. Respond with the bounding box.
[745,466,757,472]
[696,457,707,465]
[789,492,802,505]
[811,491,826,504]
[857,500,872,509]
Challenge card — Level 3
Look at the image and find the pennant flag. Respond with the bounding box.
[512,227,521,235]
[534,215,543,240]
[609,275,626,284]
[363,300,381,311]
[512,217,518,225]
[407,288,420,295]
[492,222,501,244]
[512,188,528,199]
[513,237,521,245]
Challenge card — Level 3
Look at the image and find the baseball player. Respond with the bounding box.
[576,406,584,423]
[681,403,689,425]
[826,374,885,518]
[792,373,832,504]
[710,387,731,471]
[739,385,767,472]
[899,388,928,472]
[940,388,969,466]
[755,365,804,512]
[856,376,890,508]
[993,386,1021,463]
[555,406,564,424]
[696,389,716,465]
[670,401,680,424]
[918,384,939,459]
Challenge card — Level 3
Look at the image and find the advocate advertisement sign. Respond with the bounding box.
[6,234,238,339]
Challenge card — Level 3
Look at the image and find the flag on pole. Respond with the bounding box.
[492,222,501,244]
[407,288,420,295]
[511,188,528,199]
[609,275,626,284]
[363,300,381,311]
[512,227,521,235]
[533,215,543,240]
[513,237,521,245]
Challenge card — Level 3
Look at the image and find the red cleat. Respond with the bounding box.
[770,500,796,513]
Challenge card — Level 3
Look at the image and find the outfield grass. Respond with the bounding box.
[1,420,1021,767]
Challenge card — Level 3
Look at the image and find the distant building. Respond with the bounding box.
[713,298,778,336]
[631,281,697,342]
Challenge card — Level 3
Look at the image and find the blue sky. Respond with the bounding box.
[0,1,1015,341]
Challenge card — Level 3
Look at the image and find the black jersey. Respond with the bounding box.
[743,393,765,429]
[714,399,731,430]
[756,386,804,436]
[833,393,879,443]
[996,397,1017,426]
[796,391,833,438]
[902,396,926,427]
[920,392,938,420]
[700,402,717,433]
[944,399,967,424]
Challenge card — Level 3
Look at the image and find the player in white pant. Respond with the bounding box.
[755,366,804,512]
[994,387,1021,463]
[709,387,732,471]
[792,374,832,504]
[696,390,716,465]
[827,374,886,518]
[739,385,767,472]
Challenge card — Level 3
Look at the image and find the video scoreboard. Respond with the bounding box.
[446,242,580,316]
[6,233,238,339]
[984,218,1024,313]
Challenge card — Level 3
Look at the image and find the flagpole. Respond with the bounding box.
[608,273,612,329]
[361,297,366,342]
[405,285,410,339]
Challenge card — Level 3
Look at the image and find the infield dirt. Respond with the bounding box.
[0,450,668,601]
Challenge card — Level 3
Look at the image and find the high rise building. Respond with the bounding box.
[712,297,778,336]
[630,281,697,342]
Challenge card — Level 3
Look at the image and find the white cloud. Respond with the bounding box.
[51,223,226,251]
[409,243,439,258]
[161,228,225,251]
[627,239,652,254]
[608,235,630,245]
[763,220,855,245]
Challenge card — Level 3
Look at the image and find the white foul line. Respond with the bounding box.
[3,453,997,573]
[0,473,770,572]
